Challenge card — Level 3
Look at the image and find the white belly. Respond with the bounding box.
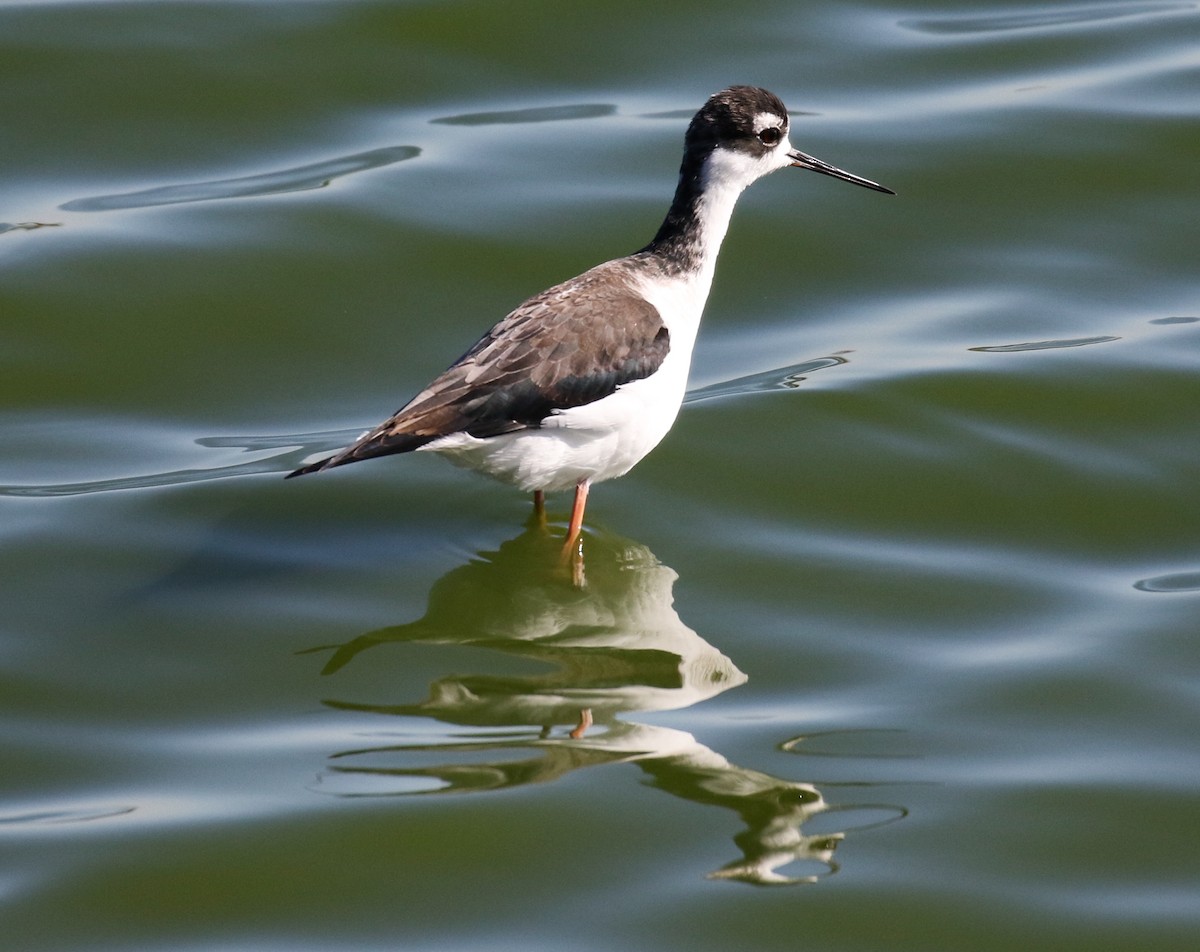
[421,347,690,492]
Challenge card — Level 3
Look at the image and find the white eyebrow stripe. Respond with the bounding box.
[753,112,786,133]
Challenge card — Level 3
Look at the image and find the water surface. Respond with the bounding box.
[2,1,1198,950]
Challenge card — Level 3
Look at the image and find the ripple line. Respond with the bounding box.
[0,221,61,235]
[60,145,420,212]
[1134,571,1200,593]
[431,103,615,126]
[0,805,135,826]
[901,2,1191,36]
[684,356,848,405]
[970,335,1119,353]
[0,429,354,497]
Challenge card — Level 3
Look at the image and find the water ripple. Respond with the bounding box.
[901,2,1193,35]
[684,356,848,404]
[0,805,135,826]
[970,335,1120,353]
[431,103,615,126]
[1133,571,1200,593]
[59,145,420,212]
[0,221,61,235]
[0,429,352,497]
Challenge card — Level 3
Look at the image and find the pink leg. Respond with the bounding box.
[562,479,589,551]
[569,708,593,740]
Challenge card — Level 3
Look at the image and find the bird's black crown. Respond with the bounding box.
[685,85,790,157]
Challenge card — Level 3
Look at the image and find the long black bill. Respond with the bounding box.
[788,149,894,195]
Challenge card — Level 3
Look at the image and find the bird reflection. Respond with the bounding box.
[307,526,875,885]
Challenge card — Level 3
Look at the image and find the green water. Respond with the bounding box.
[3,1,1198,950]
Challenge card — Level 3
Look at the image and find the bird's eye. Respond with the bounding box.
[757,127,783,146]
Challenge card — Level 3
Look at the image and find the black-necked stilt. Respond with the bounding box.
[288,86,893,549]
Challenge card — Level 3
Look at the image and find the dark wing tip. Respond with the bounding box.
[285,455,337,479]
[284,429,438,480]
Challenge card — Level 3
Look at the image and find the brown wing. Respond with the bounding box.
[287,262,669,477]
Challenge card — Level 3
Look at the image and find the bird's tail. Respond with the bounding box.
[285,429,436,479]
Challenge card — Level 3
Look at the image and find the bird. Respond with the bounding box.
[287,85,893,550]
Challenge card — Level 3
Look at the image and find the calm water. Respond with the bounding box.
[3,1,1198,949]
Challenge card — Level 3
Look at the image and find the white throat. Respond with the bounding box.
[688,139,795,286]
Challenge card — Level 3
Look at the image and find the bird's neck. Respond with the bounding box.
[640,148,748,287]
